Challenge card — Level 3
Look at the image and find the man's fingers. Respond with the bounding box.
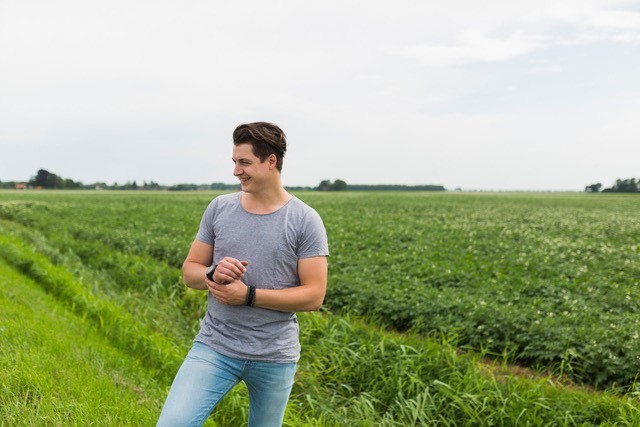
[220,267,241,280]
[220,258,248,278]
[205,279,215,294]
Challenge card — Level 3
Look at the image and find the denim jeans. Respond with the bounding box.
[157,342,297,427]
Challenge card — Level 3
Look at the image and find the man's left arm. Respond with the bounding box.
[254,256,328,312]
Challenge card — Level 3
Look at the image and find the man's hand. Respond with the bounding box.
[206,279,248,305]
[206,256,249,305]
[213,257,249,284]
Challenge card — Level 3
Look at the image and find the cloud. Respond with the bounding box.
[388,30,547,66]
[385,1,640,67]
[585,9,640,30]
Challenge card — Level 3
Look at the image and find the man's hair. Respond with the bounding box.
[233,122,287,171]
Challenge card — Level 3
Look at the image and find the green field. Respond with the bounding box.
[1,190,639,425]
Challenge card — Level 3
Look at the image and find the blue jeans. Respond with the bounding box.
[157,342,297,427]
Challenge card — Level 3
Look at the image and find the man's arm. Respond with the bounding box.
[182,239,214,290]
[208,256,327,311]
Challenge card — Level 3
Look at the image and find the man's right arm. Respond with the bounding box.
[182,239,214,290]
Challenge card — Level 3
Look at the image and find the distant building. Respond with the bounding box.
[15,183,27,190]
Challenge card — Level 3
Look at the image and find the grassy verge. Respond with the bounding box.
[0,259,165,425]
[0,230,185,383]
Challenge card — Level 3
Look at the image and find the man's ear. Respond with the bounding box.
[268,154,277,169]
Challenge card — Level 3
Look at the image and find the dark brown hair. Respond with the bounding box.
[233,122,287,171]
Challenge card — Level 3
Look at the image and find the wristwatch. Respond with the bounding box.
[206,264,217,281]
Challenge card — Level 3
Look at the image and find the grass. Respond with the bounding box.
[0,258,165,425]
[0,227,185,383]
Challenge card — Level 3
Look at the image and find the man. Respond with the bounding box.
[157,122,329,427]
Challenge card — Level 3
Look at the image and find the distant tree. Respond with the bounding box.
[30,169,53,187]
[585,183,602,193]
[29,169,74,189]
[316,179,347,191]
[317,180,332,191]
[143,180,162,190]
[63,178,82,189]
[601,178,639,193]
[332,179,347,191]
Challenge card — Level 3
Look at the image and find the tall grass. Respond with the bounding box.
[294,313,640,425]
[0,259,165,425]
[0,229,184,382]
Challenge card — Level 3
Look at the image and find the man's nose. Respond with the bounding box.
[233,164,242,176]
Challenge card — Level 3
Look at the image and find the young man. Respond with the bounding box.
[157,122,329,427]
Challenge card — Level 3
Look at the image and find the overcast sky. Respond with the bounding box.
[1,0,639,190]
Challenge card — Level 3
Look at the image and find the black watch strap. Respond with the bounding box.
[206,264,217,281]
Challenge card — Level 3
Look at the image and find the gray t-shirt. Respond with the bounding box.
[194,192,329,362]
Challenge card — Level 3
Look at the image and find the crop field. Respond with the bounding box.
[1,190,639,425]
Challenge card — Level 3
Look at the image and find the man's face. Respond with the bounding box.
[232,143,271,192]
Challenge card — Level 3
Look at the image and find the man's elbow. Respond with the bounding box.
[181,261,198,288]
[306,290,326,311]
[306,300,324,311]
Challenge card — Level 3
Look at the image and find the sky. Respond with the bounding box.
[1,0,639,191]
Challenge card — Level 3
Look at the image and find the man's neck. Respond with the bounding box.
[241,185,292,214]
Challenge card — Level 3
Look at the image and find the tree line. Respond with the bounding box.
[585,178,640,193]
[0,169,242,191]
[315,179,445,191]
[2,170,447,192]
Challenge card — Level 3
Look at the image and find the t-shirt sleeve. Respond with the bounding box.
[297,208,329,259]
[195,199,217,245]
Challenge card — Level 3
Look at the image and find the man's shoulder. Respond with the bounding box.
[287,196,325,227]
[288,195,319,216]
[202,192,240,218]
